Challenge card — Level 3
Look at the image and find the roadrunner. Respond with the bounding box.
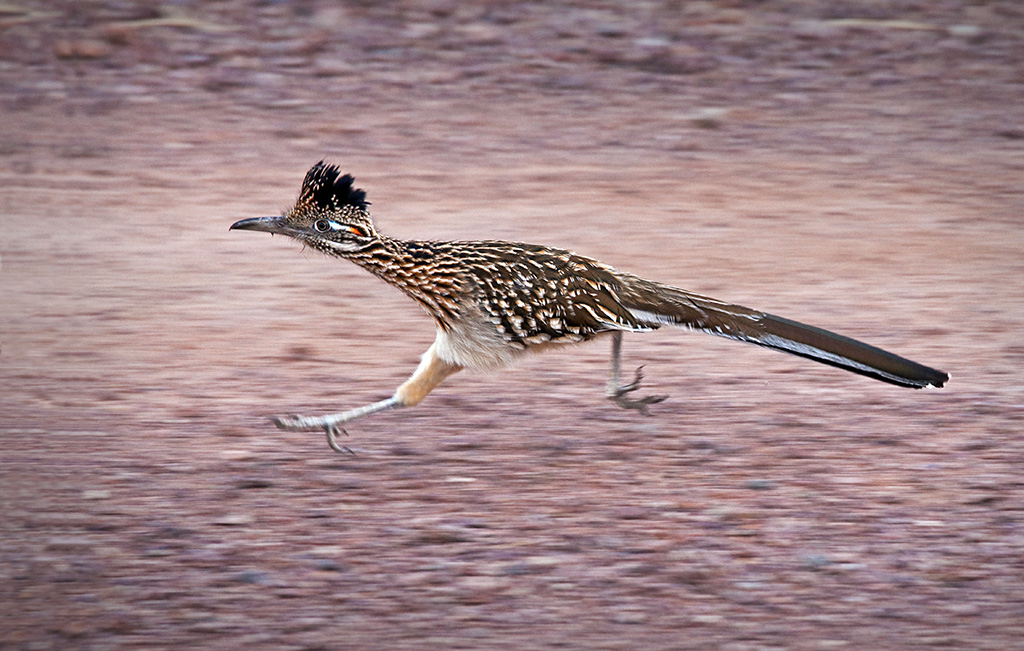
[231,162,948,453]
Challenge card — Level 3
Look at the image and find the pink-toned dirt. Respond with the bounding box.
[3,2,1024,649]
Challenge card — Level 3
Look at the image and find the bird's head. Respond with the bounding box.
[230,161,377,255]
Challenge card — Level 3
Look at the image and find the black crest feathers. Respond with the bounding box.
[300,161,369,212]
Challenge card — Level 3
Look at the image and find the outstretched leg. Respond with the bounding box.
[274,341,462,453]
[606,331,667,415]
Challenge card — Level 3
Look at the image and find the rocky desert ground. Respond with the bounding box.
[3,1,1024,649]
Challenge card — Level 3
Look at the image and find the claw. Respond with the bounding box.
[618,366,646,393]
[326,424,355,455]
[271,415,354,453]
[609,365,668,415]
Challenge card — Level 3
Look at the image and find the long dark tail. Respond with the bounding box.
[618,277,948,389]
[746,312,948,388]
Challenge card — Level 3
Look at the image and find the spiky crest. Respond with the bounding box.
[297,161,369,214]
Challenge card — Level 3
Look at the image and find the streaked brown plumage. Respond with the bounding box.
[231,162,948,453]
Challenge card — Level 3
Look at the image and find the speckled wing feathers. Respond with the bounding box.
[457,244,649,346]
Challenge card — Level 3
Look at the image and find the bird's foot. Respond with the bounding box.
[324,424,355,455]
[272,414,355,455]
[608,366,667,415]
[270,399,400,454]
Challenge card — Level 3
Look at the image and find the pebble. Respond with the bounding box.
[691,614,725,624]
[947,24,982,38]
[54,39,111,60]
[213,513,255,526]
[220,449,255,461]
[801,554,833,569]
[523,555,563,568]
[608,608,649,624]
[235,570,270,585]
[685,107,729,129]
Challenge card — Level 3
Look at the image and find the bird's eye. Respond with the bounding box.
[313,219,331,233]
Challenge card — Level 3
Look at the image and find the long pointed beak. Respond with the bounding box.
[230,216,287,234]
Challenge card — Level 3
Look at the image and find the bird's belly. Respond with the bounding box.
[432,317,522,370]
[432,312,595,371]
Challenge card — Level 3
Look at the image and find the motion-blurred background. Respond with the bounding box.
[2,1,1022,648]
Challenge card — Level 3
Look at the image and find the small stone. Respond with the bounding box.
[596,24,628,38]
[802,554,833,569]
[613,506,650,520]
[686,107,728,129]
[691,614,724,624]
[524,555,562,568]
[635,37,672,49]
[995,129,1024,140]
[314,559,345,572]
[947,24,982,38]
[235,570,270,584]
[834,563,867,572]
[609,608,648,624]
[54,39,112,60]
[404,22,441,39]
[213,513,255,526]
[456,23,503,45]
[220,449,254,461]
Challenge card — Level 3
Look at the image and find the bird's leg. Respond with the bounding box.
[273,342,462,453]
[606,331,667,415]
[273,398,399,454]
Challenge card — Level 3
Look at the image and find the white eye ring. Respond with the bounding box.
[313,219,344,233]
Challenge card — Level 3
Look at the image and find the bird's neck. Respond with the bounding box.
[346,236,464,324]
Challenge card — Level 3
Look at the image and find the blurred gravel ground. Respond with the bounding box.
[2,1,1023,649]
